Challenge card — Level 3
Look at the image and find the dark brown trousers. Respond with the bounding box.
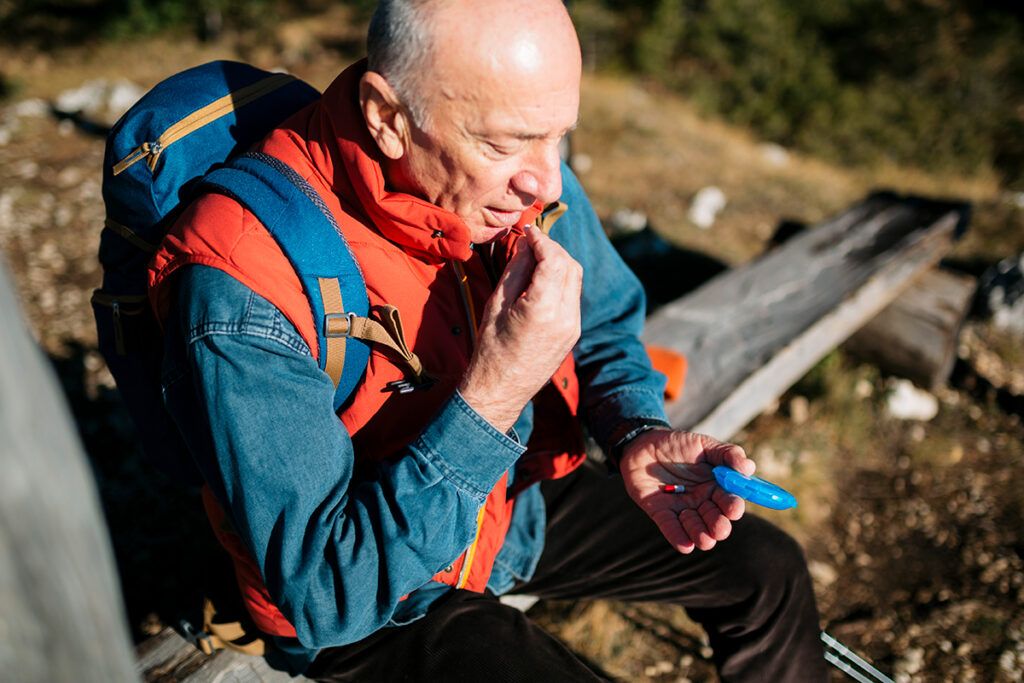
[306,462,828,682]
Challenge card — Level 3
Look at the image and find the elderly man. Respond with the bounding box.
[150,0,827,680]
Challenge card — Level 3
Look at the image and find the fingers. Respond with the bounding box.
[705,440,756,476]
[679,508,717,551]
[496,237,536,305]
[651,508,695,554]
[520,227,582,308]
[711,486,746,521]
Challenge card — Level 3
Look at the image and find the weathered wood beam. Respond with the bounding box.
[0,259,139,683]
[844,267,976,390]
[641,192,969,440]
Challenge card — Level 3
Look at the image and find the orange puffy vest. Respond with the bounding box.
[149,62,586,637]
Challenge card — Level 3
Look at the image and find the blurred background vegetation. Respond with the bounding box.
[2,0,1021,189]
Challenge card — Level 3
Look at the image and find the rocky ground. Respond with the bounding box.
[2,28,1024,683]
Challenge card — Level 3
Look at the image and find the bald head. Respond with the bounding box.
[360,0,581,241]
[367,0,581,127]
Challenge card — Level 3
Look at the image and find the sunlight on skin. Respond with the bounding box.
[374,0,582,244]
[620,429,756,554]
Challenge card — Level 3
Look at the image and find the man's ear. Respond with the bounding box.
[360,71,410,160]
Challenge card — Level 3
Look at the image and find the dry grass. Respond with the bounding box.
[574,75,1002,266]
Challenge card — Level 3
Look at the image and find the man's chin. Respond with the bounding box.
[469,224,513,244]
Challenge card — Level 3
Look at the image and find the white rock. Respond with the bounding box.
[13,160,39,179]
[808,560,838,587]
[854,378,874,399]
[688,186,726,230]
[759,143,790,167]
[905,647,924,674]
[55,79,110,113]
[57,166,83,188]
[610,208,648,233]
[570,152,593,174]
[11,98,48,118]
[885,379,939,421]
[993,297,1024,336]
[754,445,792,479]
[789,396,809,425]
[106,79,144,117]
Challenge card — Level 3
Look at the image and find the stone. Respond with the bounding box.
[570,152,593,174]
[11,98,49,118]
[609,208,648,234]
[759,143,790,167]
[885,379,939,421]
[789,395,809,425]
[688,186,726,230]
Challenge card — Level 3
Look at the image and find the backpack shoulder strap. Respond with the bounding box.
[199,152,431,409]
[200,152,370,410]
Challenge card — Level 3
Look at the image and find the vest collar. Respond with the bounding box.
[305,60,541,263]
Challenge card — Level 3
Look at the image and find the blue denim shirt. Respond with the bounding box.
[160,165,668,671]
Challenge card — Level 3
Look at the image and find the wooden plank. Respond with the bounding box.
[844,267,976,390]
[641,192,968,440]
[138,628,304,682]
[0,259,139,682]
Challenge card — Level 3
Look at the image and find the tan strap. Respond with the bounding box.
[535,201,568,235]
[104,218,160,253]
[200,598,266,657]
[316,279,427,387]
[317,277,347,388]
[348,305,425,379]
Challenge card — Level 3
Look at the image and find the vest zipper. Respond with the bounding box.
[450,260,479,349]
[450,257,487,589]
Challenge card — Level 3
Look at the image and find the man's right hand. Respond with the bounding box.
[459,227,583,433]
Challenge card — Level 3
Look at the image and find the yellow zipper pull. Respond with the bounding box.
[145,140,165,171]
[112,141,155,176]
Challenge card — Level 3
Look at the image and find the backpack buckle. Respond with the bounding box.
[179,618,216,655]
[325,311,356,338]
[383,375,437,394]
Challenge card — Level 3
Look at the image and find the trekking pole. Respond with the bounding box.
[821,631,895,683]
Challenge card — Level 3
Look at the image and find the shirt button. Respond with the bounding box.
[451,326,461,336]
[444,564,454,573]
[560,377,569,389]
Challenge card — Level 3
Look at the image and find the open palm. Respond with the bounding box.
[619,429,755,554]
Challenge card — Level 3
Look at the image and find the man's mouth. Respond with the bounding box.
[484,206,524,227]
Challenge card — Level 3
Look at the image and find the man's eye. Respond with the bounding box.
[486,141,518,157]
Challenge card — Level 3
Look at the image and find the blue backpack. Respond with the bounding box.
[94,61,383,483]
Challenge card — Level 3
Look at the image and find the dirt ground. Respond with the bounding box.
[2,24,1023,683]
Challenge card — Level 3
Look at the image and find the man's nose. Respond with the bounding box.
[510,142,563,206]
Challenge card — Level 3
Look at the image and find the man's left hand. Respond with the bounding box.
[619,429,755,554]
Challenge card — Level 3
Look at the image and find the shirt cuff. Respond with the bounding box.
[606,418,672,472]
[586,386,669,455]
[413,390,527,501]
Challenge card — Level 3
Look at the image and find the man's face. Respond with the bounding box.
[391,81,579,244]
[384,10,582,244]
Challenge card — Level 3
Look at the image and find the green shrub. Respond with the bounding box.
[571,0,1024,188]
